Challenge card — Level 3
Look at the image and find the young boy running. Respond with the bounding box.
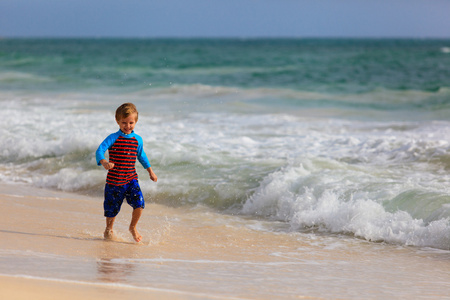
[96,103,157,242]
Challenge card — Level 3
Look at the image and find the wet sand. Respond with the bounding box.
[0,275,211,300]
[0,183,449,299]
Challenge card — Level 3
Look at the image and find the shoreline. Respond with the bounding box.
[1,182,449,299]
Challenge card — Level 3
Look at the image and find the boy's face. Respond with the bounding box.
[117,114,137,135]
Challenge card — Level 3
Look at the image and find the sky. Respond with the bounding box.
[1,0,450,38]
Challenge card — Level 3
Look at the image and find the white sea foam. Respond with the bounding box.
[1,88,449,249]
[242,158,450,249]
[441,47,450,54]
[0,71,52,83]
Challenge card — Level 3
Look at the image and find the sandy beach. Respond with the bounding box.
[0,182,449,299]
[0,275,211,300]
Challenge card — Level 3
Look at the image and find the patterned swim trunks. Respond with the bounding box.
[103,179,145,218]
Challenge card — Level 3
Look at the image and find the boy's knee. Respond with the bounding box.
[130,201,145,210]
[126,180,145,210]
[104,209,120,218]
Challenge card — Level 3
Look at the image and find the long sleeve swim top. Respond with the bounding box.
[96,130,151,186]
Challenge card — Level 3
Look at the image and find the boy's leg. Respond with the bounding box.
[129,208,143,242]
[104,217,115,239]
[125,180,145,243]
[103,183,125,240]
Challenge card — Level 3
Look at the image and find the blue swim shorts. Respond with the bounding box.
[103,179,145,218]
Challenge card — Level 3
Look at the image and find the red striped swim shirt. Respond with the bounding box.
[96,130,151,186]
[107,136,139,185]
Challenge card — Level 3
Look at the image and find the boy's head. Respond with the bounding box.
[116,103,138,122]
[116,103,138,135]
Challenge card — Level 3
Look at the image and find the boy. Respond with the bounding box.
[96,103,157,243]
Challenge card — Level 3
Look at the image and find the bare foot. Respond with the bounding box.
[129,226,142,243]
[104,228,114,240]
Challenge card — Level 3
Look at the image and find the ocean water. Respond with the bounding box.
[1,38,450,252]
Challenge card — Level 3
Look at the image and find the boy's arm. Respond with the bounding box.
[100,159,115,170]
[147,167,157,182]
[96,132,119,168]
[135,135,156,182]
[135,135,152,168]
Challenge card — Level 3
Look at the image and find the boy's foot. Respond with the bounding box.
[104,228,114,240]
[129,227,142,243]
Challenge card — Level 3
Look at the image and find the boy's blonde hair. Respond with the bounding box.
[115,103,138,122]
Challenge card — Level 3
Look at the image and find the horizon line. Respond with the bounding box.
[1,35,450,40]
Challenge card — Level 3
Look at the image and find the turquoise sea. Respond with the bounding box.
[0,38,450,252]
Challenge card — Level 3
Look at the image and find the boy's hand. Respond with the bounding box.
[100,159,115,170]
[147,167,158,182]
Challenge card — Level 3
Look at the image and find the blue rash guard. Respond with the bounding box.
[96,130,151,186]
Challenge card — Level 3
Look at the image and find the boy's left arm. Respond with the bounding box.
[147,167,157,182]
[136,135,157,182]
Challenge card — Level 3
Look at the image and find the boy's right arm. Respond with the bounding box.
[100,159,115,170]
[96,132,119,170]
